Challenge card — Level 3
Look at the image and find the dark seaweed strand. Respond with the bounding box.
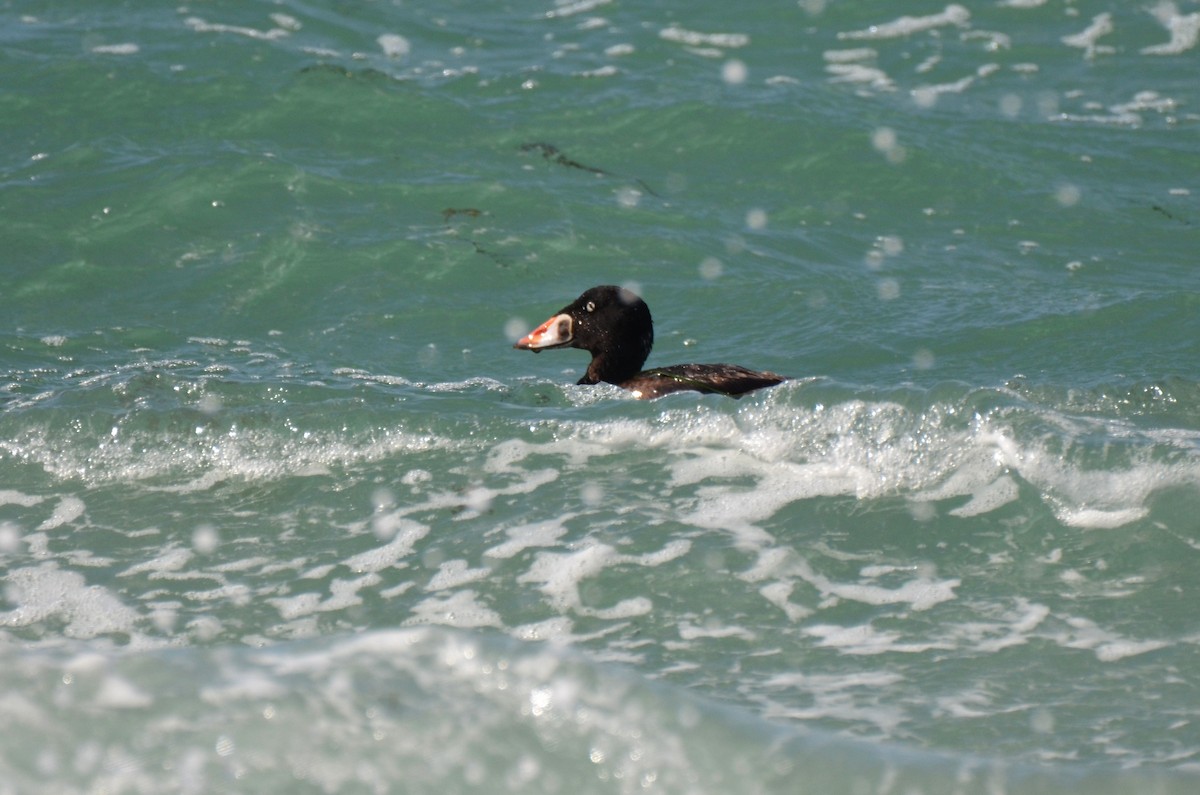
[519,142,660,197]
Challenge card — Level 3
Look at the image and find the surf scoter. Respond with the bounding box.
[514,285,787,399]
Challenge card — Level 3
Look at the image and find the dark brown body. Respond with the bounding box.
[515,286,786,399]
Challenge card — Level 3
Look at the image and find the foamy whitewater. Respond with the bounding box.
[2,1,1198,793]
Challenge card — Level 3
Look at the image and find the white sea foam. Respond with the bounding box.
[825,63,894,90]
[976,600,1052,653]
[758,581,812,621]
[0,490,44,508]
[912,75,976,106]
[1061,13,1114,58]
[1050,615,1171,662]
[268,574,381,620]
[1111,90,1179,115]
[1058,507,1149,529]
[510,617,575,642]
[485,518,570,560]
[377,33,410,58]
[93,675,154,709]
[544,0,611,19]
[343,519,429,573]
[1142,3,1200,55]
[5,420,456,488]
[405,589,503,628]
[804,623,950,655]
[678,621,757,641]
[823,48,877,64]
[184,17,291,41]
[427,559,492,591]
[485,390,1199,542]
[0,563,141,640]
[839,5,970,41]
[658,26,750,49]
[118,547,194,579]
[947,474,1019,517]
[737,544,960,621]
[756,674,909,734]
[797,560,960,612]
[13,383,1192,560]
[933,689,992,719]
[36,497,85,531]
[91,43,139,55]
[200,671,289,705]
[268,593,320,621]
[518,540,689,618]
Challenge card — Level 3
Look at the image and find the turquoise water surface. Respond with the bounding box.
[2,1,1199,792]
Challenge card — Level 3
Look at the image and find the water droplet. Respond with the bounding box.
[192,524,219,554]
[745,207,768,230]
[871,127,907,163]
[215,736,235,757]
[581,483,604,507]
[372,488,396,511]
[504,317,529,343]
[722,59,747,85]
[1000,93,1023,118]
[1031,708,1055,734]
[698,256,723,280]
[0,522,20,553]
[1055,183,1081,207]
[616,186,642,208]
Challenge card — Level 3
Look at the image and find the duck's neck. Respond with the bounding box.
[579,349,645,386]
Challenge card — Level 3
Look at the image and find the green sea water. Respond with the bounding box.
[2,2,1199,792]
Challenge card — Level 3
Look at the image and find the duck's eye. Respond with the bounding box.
[585,301,596,313]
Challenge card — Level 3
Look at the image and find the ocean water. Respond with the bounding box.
[2,0,1199,792]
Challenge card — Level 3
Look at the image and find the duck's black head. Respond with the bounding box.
[514,285,654,385]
